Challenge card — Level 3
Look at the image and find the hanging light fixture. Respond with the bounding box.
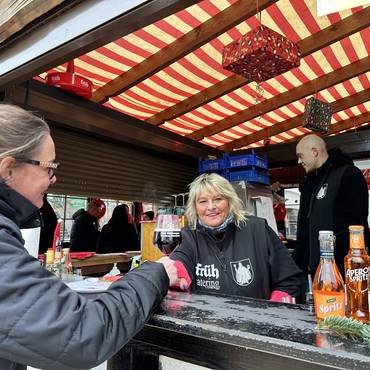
[46,60,93,99]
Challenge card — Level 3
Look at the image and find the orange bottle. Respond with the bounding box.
[313,230,345,322]
[344,225,369,323]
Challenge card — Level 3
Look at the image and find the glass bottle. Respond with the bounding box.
[52,246,62,278]
[61,248,73,280]
[45,248,54,273]
[344,225,369,323]
[313,230,345,322]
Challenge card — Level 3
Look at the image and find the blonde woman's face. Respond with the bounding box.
[196,190,229,228]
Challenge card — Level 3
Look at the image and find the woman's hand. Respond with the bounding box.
[156,256,178,286]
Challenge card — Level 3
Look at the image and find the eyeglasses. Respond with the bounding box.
[16,159,60,179]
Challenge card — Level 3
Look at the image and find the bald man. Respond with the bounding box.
[294,134,369,284]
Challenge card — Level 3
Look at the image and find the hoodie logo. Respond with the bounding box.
[230,259,254,286]
[316,183,328,199]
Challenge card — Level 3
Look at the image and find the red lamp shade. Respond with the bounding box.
[46,60,92,99]
[222,25,300,83]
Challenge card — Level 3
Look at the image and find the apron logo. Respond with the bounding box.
[316,183,328,199]
[230,258,254,286]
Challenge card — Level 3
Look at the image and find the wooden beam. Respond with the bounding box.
[147,73,248,126]
[5,80,222,159]
[220,88,369,150]
[90,0,278,103]
[0,0,201,88]
[198,56,370,143]
[0,0,67,45]
[177,7,370,138]
[327,111,370,135]
[273,110,370,146]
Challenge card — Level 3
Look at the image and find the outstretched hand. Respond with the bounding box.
[156,256,178,286]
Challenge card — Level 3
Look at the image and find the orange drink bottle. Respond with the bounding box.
[344,225,369,323]
[313,230,345,322]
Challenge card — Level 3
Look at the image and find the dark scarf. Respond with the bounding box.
[197,213,234,237]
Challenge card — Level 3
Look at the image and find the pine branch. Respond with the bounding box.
[318,317,365,341]
[361,324,370,346]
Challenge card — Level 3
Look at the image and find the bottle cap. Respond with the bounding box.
[349,225,364,231]
[318,230,334,240]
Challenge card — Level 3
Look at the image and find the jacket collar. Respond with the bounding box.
[0,181,42,229]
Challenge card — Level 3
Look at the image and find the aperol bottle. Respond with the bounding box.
[344,225,369,323]
[313,230,345,322]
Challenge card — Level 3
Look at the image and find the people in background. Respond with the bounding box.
[294,134,369,280]
[97,204,139,253]
[69,199,101,252]
[143,210,155,221]
[0,104,177,370]
[170,173,302,301]
[38,193,58,254]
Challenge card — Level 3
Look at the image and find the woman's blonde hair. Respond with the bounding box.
[185,173,247,228]
[0,104,50,160]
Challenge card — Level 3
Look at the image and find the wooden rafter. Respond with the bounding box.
[326,111,370,136]
[90,0,278,104]
[148,7,370,129]
[194,57,370,143]
[220,88,369,150]
[0,0,66,45]
[186,8,370,140]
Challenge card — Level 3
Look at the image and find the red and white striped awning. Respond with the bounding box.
[36,0,370,151]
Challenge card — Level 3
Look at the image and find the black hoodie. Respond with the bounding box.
[293,148,369,278]
[69,208,100,252]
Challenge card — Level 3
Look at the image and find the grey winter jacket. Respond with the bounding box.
[0,183,169,370]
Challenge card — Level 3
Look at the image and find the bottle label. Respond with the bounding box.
[350,230,365,249]
[320,251,333,258]
[313,291,345,320]
[346,267,369,283]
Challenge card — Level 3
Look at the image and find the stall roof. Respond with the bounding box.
[3,0,370,152]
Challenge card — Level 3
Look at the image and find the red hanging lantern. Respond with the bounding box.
[46,60,93,99]
[222,25,300,83]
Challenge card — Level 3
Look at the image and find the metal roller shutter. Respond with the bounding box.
[50,126,197,202]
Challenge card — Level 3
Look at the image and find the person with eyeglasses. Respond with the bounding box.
[0,104,178,370]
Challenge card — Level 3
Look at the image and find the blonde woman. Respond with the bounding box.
[171,173,302,301]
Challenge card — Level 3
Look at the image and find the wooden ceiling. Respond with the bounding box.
[2,0,370,153]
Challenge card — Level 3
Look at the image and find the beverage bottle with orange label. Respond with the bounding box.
[313,230,345,322]
[344,225,369,323]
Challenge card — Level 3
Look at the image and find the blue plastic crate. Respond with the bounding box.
[198,157,225,173]
[224,152,268,169]
[228,168,269,185]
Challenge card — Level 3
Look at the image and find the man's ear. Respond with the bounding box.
[0,156,16,179]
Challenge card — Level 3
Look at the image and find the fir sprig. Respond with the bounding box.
[318,317,370,346]
[362,324,370,346]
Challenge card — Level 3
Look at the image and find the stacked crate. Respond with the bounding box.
[198,151,269,185]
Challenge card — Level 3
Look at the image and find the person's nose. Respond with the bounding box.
[297,157,302,164]
[207,200,216,210]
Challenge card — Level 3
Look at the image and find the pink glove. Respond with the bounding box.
[270,290,293,303]
[172,260,191,290]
